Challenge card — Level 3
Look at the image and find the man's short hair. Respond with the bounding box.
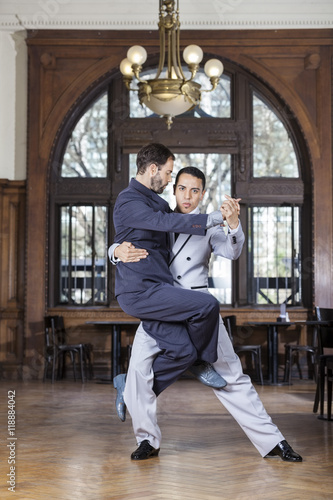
[136,143,175,175]
[175,166,206,191]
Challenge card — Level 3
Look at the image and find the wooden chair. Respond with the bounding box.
[223,315,264,385]
[313,307,333,420]
[43,316,93,383]
[283,326,317,384]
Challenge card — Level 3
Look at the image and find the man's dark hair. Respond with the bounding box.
[175,166,206,191]
[136,143,175,175]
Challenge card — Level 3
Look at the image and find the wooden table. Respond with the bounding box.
[86,320,140,380]
[248,320,332,385]
[247,321,294,385]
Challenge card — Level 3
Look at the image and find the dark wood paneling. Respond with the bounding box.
[0,180,25,379]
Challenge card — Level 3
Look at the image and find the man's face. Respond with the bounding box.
[150,157,174,194]
[174,173,205,214]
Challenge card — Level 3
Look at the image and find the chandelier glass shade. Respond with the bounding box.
[119,0,224,129]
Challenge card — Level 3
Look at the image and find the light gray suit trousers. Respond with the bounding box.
[122,217,284,456]
[123,314,284,457]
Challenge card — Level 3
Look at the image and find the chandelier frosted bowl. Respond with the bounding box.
[119,0,224,129]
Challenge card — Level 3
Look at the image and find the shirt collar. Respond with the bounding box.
[129,178,152,197]
[175,206,201,215]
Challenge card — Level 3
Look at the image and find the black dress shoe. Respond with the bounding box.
[131,440,160,460]
[113,374,127,422]
[265,440,303,462]
[188,360,227,389]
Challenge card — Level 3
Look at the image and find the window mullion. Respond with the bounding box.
[91,204,96,306]
[68,205,73,305]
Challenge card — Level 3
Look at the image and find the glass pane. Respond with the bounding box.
[72,206,93,304]
[129,69,231,119]
[249,206,301,305]
[60,205,108,305]
[94,206,108,303]
[129,69,155,118]
[195,72,231,118]
[253,93,299,178]
[129,153,232,304]
[61,92,108,177]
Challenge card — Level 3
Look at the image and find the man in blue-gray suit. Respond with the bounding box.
[113,143,226,396]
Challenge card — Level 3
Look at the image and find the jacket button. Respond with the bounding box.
[177,275,182,280]
[187,257,191,261]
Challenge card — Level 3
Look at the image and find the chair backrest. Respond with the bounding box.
[315,307,333,351]
[45,315,67,347]
[44,316,57,348]
[53,316,67,344]
[223,315,237,343]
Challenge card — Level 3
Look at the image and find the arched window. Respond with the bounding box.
[48,60,310,308]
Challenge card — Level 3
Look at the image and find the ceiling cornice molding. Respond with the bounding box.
[1,16,333,32]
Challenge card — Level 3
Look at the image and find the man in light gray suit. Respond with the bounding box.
[111,167,302,463]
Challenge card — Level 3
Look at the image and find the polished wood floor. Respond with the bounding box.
[0,378,332,500]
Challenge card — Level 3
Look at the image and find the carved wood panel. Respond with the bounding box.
[0,181,25,378]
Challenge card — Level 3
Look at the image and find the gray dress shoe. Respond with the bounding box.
[113,373,127,422]
[188,360,227,389]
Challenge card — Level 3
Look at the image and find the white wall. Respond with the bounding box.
[0,30,27,180]
[0,0,332,180]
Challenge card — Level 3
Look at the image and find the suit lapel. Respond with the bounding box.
[169,234,192,266]
[169,207,200,265]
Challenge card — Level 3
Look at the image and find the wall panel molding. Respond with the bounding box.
[0,180,25,379]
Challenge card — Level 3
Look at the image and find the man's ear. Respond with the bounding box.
[149,163,158,176]
[200,189,206,201]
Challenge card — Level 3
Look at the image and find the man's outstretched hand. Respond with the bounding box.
[114,242,149,263]
[220,194,241,230]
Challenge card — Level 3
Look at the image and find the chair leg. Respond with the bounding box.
[257,348,264,386]
[295,352,303,380]
[52,350,58,383]
[43,359,48,382]
[250,352,256,380]
[88,348,94,379]
[69,351,77,381]
[85,347,93,380]
[58,352,65,380]
[319,363,326,418]
[82,350,88,380]
[311,353,318,383]
[327,366,332,421]
[285,346,294,385]
[79,346,85,383]
[252,352,260,384]
[313,381,320,413]
[283,347,290,383]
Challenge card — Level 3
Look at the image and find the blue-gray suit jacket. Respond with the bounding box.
[113,179,209,297]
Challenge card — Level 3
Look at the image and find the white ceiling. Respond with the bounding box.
[0,0,333,31]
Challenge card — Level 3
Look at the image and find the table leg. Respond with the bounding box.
[112,325,121,380]
[271,325,279,385]
[267,325,273,383]
[267,325,279,385]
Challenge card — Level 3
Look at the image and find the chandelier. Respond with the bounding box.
[119,0,224,129]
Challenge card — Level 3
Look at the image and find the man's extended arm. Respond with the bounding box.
[108,195,244,264]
